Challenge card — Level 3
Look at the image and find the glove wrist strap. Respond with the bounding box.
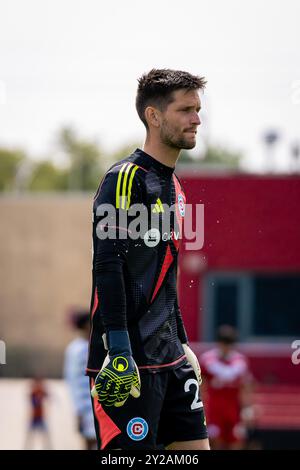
[107,330,132,356]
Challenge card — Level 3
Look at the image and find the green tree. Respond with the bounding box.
[178,149,195,163]
[178,145,242,169]
[58,128,103,190]
[110,141,143,162]
[0,148,26,191]
[27,161,69,191]
[202,145,242,168]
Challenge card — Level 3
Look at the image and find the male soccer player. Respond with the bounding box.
[86,69,209,450]
[64,311,97,450]
[24,377,52,450]
[201,325,254,450]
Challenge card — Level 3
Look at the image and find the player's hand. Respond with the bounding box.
[91,353,140,407]
[91,330,141,407]
[182,343,202,386]
[240,405,256,425]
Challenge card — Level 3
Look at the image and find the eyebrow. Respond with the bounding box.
[180,105,201,111]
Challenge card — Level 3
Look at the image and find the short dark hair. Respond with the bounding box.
[71,310,90,330]
[136,68,206,129]
[216,325,238,344]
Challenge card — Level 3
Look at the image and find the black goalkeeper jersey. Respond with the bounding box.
[86,148,189,376]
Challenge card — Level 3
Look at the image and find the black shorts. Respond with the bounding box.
[89,363,208,450]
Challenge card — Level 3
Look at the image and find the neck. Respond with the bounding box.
[143,134,180,169]
[219,346,231,358]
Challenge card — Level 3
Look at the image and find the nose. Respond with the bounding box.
[191,111,201,126]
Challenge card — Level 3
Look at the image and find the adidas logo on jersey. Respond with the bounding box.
[152,198,164,213]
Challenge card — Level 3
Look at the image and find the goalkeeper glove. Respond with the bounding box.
[182,343,202,386]
[91,330,141,407]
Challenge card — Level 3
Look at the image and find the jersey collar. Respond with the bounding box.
[134,148,175,177]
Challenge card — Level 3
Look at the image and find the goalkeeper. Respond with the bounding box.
[86,69,209,450]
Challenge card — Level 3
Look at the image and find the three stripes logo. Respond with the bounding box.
[116,162,139,210]
[152,198,164,213]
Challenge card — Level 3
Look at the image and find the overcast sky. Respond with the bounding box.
[0,0,299,171]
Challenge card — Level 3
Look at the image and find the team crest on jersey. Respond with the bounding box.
[127,417,148,441]
[178,194,185,217]
[144,228,160,247]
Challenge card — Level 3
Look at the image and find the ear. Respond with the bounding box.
[145,106,161,128]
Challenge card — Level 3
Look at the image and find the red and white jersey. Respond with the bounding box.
[201,347,249,388]
[200,347,250,421]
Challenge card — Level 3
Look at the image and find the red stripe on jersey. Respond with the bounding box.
[139,354,186,370]
[150,245,173,303]
[86,288,99,372]
[91,379,121,449]
[91,288,99,318]
[134,164,148,173]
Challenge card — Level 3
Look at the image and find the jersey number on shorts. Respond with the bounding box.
[184,379,203,410]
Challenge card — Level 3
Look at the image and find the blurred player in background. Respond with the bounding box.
[200,325,254,450]
[86,69,209,450]
[24,376,51,450]
[64,310,97,450]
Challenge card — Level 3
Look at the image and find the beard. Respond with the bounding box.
[160,120,196,150]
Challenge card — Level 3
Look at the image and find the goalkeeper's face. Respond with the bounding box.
[159,88,201,150]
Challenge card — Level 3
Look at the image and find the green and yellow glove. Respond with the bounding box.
[91,330,141,407]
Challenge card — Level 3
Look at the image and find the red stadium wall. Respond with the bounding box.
[177,173,300,341]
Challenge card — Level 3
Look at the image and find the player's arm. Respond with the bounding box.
[240,367,256,425]
[91,163,141,407]
[175,295,202,386]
